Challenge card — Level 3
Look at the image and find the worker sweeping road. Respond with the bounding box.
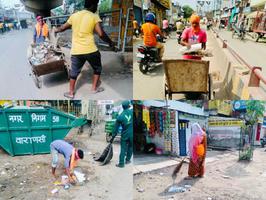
[113,101,133,168]
[55,0,116,99]
[50,140,84,183]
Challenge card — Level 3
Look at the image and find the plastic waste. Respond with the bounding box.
[168,185,186,193]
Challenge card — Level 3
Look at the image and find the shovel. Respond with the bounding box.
[94,136,116,165]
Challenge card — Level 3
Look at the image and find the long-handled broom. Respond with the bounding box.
[171,157,187,183]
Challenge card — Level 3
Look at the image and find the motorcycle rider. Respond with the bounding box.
[176,19,184,43]
[141,13,165,61]
[238,15,246,37]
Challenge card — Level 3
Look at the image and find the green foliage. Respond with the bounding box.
[246,101,265,125]
[182,5,194,19]
[99,0,113,13]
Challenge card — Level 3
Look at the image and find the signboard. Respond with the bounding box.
[263,116,266,127]
[209,120,243,127]
[233,100,246,111]
[217,101,232,116]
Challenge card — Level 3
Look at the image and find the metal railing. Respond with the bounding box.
[211,27,266,86]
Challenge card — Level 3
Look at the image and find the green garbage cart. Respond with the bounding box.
[0,106,87,156]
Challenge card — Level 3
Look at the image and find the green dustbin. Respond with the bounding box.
[0,106,87,156]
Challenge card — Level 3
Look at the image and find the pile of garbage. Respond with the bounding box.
[29,42,64,66]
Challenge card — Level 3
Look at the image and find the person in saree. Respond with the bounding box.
[187,123,207,179]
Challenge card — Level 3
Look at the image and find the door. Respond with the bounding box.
[178,120,188,156]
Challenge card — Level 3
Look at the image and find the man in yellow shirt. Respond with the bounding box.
[55,0,115,99]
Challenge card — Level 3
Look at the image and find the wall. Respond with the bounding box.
[208,120,243,148]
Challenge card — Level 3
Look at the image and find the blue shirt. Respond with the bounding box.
[33,28,46,44]
[50,140,73,168]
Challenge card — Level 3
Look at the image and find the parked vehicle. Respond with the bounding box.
[252,11,266,42]
[260,136,266,147]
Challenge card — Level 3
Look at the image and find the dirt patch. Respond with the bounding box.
[133,149,266,200]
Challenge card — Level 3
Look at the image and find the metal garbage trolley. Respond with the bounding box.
[0,106,87,156]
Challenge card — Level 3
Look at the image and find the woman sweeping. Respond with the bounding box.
[186,123,207,179]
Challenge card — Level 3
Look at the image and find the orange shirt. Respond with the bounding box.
[141,22,161,47]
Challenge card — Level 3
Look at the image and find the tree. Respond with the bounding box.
[182,5,194,19]
[245,100,265,125]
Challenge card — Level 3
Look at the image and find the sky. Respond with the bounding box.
[1,0,20,7]
[175,0,215,12]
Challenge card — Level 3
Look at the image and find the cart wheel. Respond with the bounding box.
[106,134,112,143]
[139,63,149,74]
[255,33,261,42]
[64,66,70,80]
[31,72,42,89]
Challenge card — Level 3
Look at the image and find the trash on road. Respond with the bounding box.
[168,185,186,193]
[222,175,231,179]
[51,188,59,194]
[73,170,86,183]
[136,186,145,193]
[184,184,191,188]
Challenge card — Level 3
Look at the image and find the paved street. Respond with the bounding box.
[0,29,132,100]
[134,148,266,200]
[215,28,266,77]
[133,29,266,100]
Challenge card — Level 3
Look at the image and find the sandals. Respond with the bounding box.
[64,92,75,99]
[89,87,105,94]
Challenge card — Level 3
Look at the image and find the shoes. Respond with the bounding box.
[116,164,125,168]
[125,160,131,164]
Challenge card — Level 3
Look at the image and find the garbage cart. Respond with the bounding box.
[0,106,87,156]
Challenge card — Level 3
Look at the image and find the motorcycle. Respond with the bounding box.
[134,28,140,38]
[136,46,162,74]
[232,23,246,40]
[136,35,166,74]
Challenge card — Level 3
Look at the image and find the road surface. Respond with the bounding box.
[134,149,266,200]
[215,28,266,77]
[0,28,132,100]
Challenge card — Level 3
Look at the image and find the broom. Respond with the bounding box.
[171,157,186,182]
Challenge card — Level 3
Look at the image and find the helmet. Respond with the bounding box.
[145,13,155,23]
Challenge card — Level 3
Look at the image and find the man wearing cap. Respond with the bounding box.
[33,16,49,44]
[54,0,115,99]
[113,100,133,168]
[180,14,207,60]
[50,140,84,183]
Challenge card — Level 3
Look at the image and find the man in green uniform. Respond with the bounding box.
[113,100,133,168]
